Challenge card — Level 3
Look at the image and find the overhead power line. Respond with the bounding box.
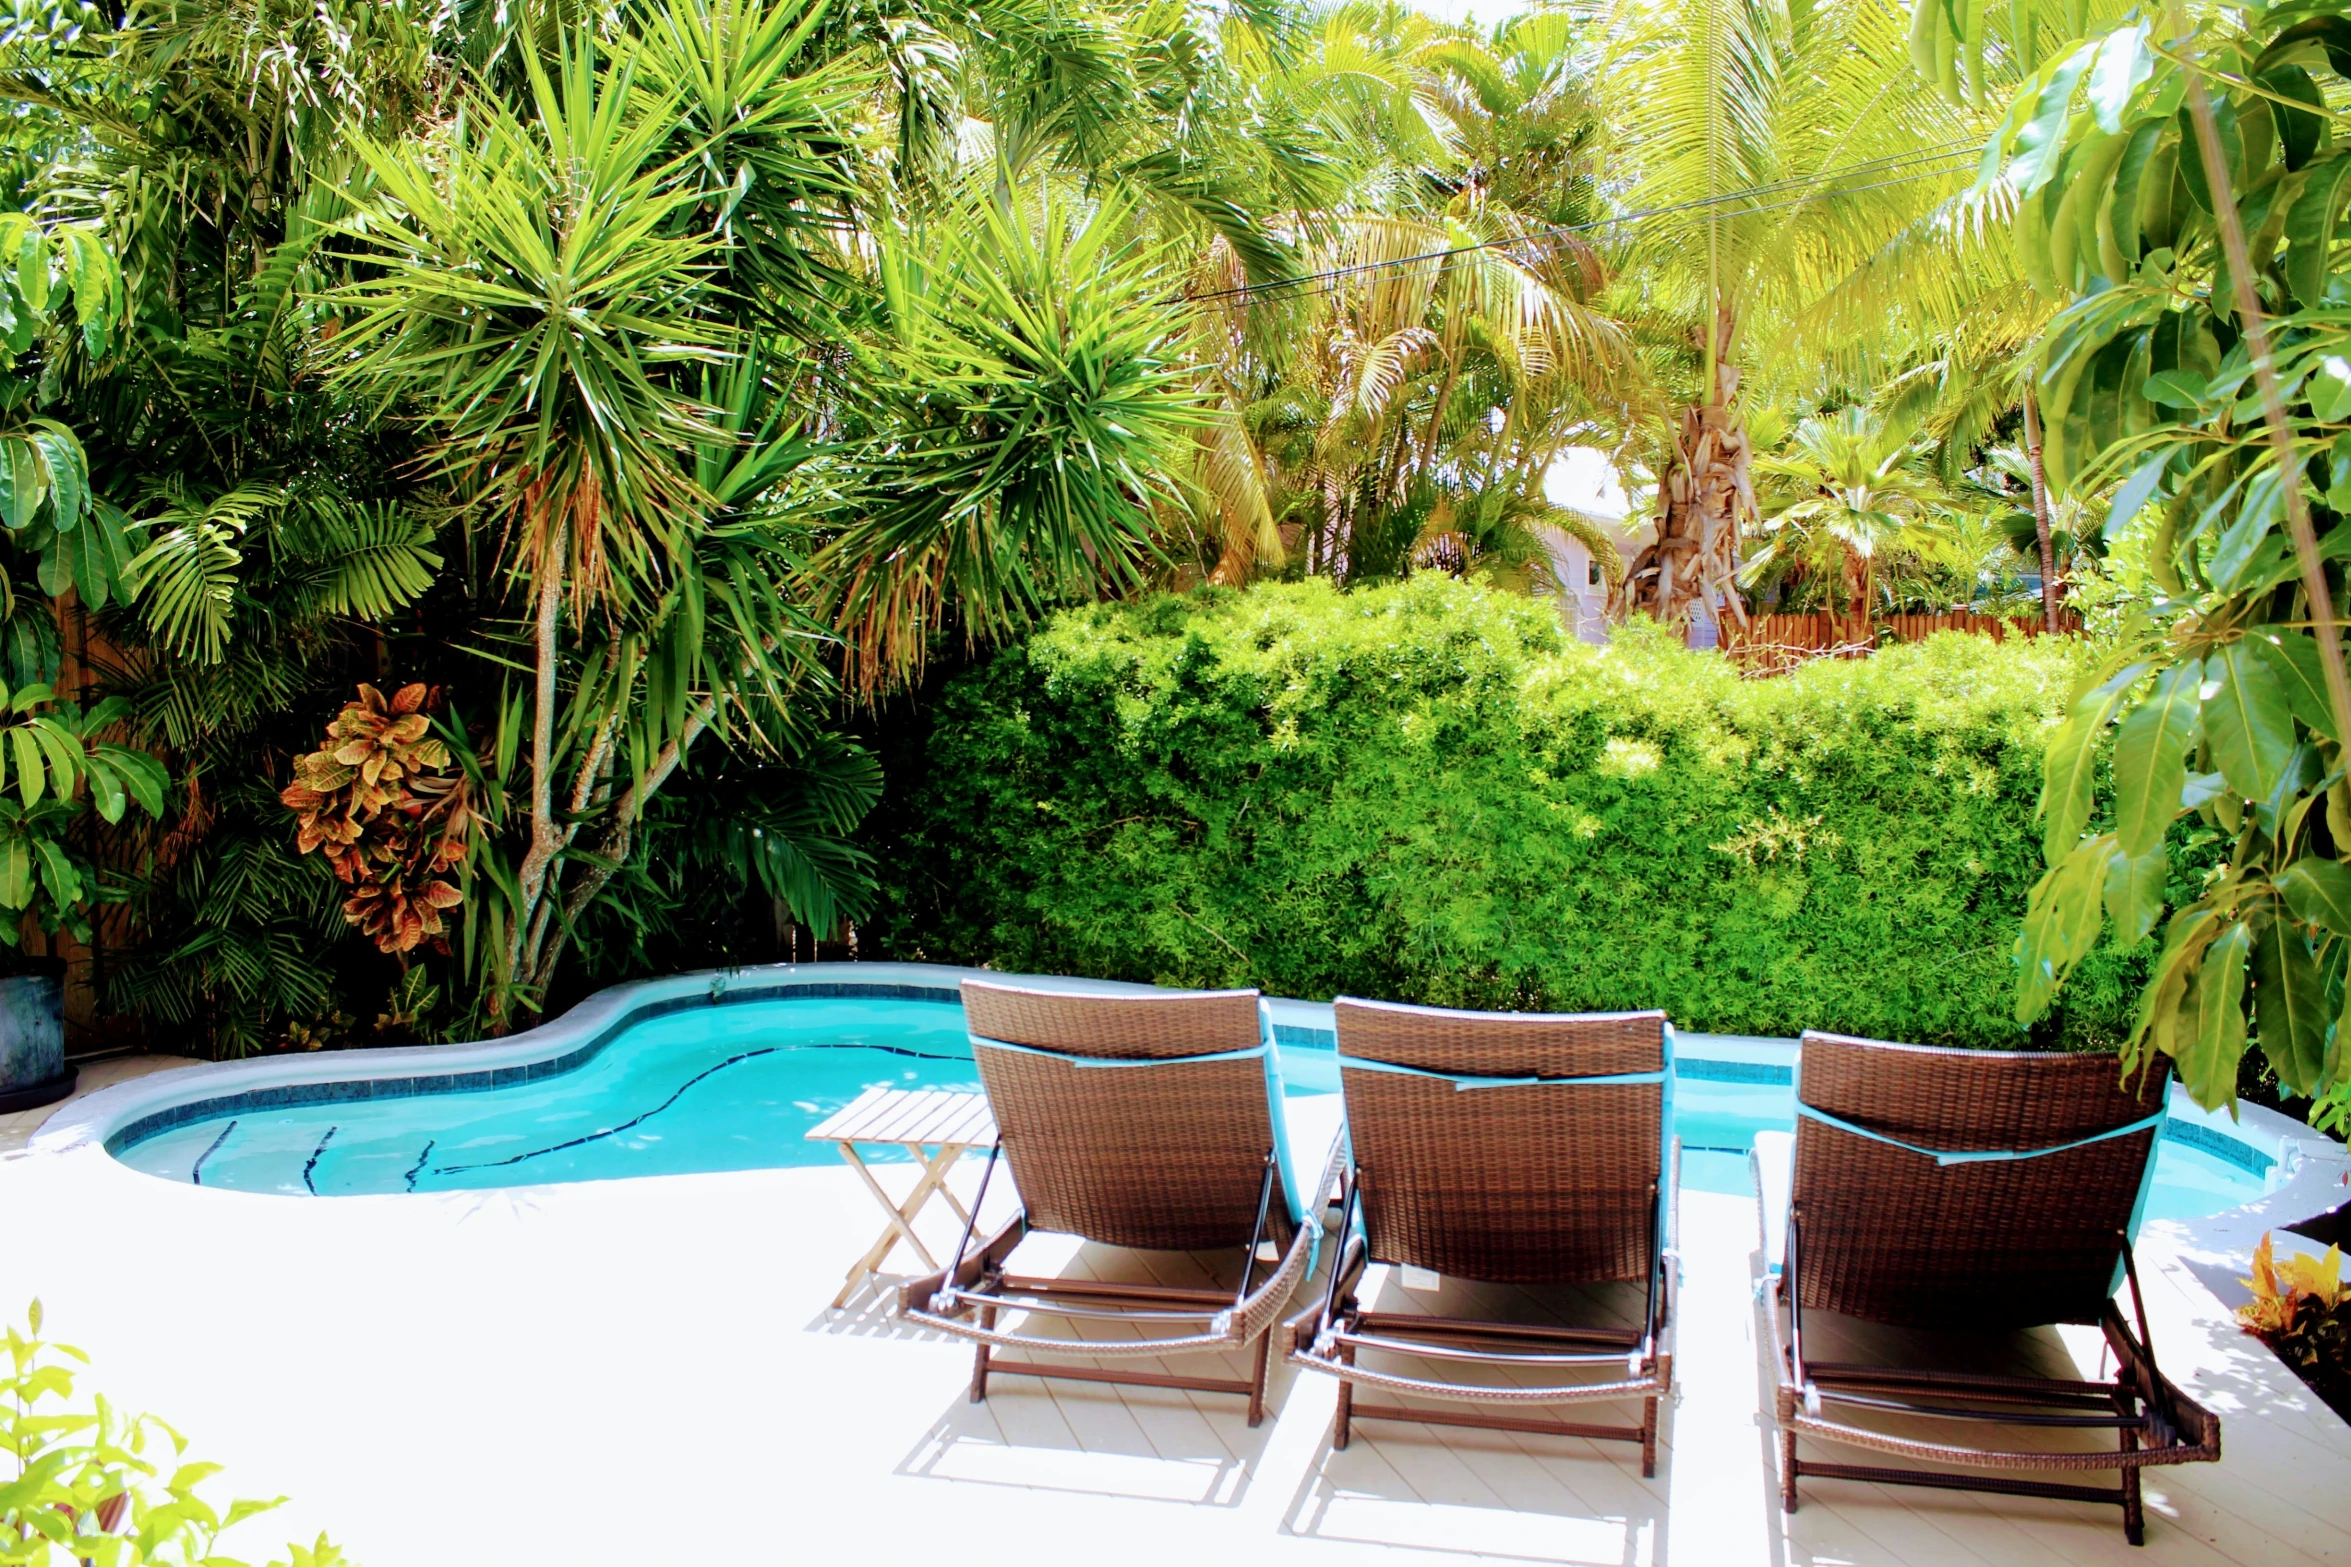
[1188,142,1983,305]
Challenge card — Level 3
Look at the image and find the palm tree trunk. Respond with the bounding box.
[1621,306,1753,638]
[2022,388,2061,633]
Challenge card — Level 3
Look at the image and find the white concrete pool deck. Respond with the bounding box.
[1,1070,2348,1567]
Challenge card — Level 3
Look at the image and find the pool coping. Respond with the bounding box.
[31,961,2347,1242]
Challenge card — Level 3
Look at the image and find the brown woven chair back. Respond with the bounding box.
[963,979,1294,1252]
[1792,1032,2168,1331]
[1334,998,1667,1285]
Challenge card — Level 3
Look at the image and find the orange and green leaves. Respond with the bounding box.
[283,683,479,956]
[2240,1231,2346,1336]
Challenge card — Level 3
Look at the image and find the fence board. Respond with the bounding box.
[1718,609,2079,677]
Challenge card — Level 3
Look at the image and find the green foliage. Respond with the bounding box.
[0,1301,346,1567]
[1988,5,2351,1112]
[871,577,2144,1046]
[0,679,165,946]
[805,190,1203,694]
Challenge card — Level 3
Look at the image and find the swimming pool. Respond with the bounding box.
[103,982,2282,1220]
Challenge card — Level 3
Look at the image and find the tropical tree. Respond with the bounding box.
[1743,404,1962,624]
[1974,2,2351,1123]
[800,188,1208,694]
[1178,8,1635,594]
[1596,0,1994,632]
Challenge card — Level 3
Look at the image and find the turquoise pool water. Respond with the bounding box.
[113,995,2274,1219]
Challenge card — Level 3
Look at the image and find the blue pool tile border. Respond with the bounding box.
[2162,1116,2277,1177]
[1676,1058,1795,1085]
[103,981,961,1158]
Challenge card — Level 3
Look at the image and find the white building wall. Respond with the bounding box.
[1541,448,1642,645]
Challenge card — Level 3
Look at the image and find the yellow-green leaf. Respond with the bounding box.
[2112,660,2200,856]
[2255,915,2331,1096]
[2105,846,2167,942]
[2204,641,2296,804]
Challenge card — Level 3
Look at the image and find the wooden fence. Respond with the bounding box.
[1719,609,2081,677]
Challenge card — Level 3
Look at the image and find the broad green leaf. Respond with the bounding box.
[5,440,40,532]
[2104,845,2167,942]
[0,839,31,909]
[2041,674,2137,864]
[2249,628,2340,742]
[2211,466,2286,590]
[2042,713,2101,863]
[33,545,68,598]
[27,720,78,800]
[2177,918,2251,1108]
[2178,96,2243,215]
[97,746,166,819]
[2255,916,2332,1096]
[2139,902,2214,1062]
[27,423,80,533]
[2276,859,2351,935]
[9,728,41,806]
[81,756,121,825]
[2286,152,2351,307]
[2106,453,2168,539]
[2018,835,2113,1021]
[2012,43,2100,193]
[30,836,78,909]
[2112,660,2200,855]
[2182,769,2226,809]
[2086,21,2151,134]
[15,227,46,315]
[2143,369,2206,408]
[2315,356,2351,423]
[2327,978,2351,1098]
[2204,640,2296,803]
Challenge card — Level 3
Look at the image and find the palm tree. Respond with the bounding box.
[1180,8,1634,591]
[1742,405,1960,630]
[1596,0,1994,632]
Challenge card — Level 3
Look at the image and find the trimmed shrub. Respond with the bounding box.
[868,577,2147,1047]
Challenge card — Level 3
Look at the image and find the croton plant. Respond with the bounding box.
[281,683,477,955]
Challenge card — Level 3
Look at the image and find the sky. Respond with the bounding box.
[1545,447,1636,524]
[1405,0,1540,27]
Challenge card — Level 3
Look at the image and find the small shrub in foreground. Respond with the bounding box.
[2,1301,344,1567]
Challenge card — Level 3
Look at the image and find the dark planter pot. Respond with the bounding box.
[0,965,72,1114]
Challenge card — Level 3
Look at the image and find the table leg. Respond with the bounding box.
[926,1145,975,1228]
[833,1142,970,1308]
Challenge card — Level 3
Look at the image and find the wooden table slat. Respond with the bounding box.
[940,1098,998,1146]
[805,1085,892,1143]
[901,1093,984,1145]
[868,1089,955,1143]
[807,1086,995,1149]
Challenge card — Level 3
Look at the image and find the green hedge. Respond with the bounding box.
[868,577,2149,1047]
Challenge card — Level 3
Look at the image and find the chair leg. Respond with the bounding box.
[1779,1429,1799,1512]
[1246,1332,1273,1427]
[1334,1342,1356,1450]
[2117,1383,2145,1545]
[1640,1393,1658,1479]
[970,1304,995,1403]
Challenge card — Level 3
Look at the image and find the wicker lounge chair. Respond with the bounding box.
[1756,1031,2221,1545]
[898,979,1343,1425]
[1285,998,1678,1474]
